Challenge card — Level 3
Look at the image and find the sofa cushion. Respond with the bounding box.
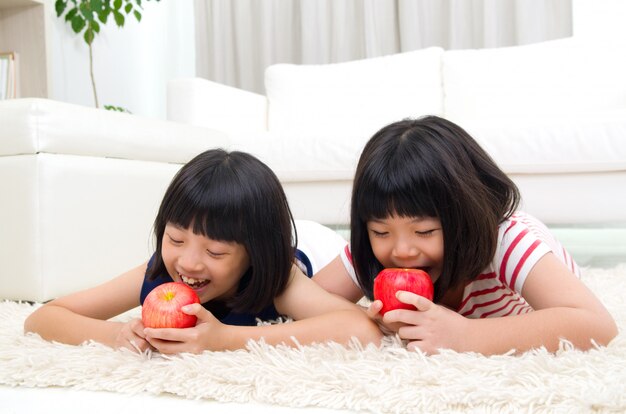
[443,37,626,123]
[464,113,626,174]
[229,131,363,182]
[229,130,363,225]
[265,47,444,140]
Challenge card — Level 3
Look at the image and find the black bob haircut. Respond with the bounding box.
[350,116,520,302]
[147,149,296,313]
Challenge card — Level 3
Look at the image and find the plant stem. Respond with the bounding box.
[88,42,99,108]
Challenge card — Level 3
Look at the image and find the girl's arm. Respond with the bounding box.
[387,253,618,355]
[495,252,617,352]
[144,265,383,353]
[312,255,365,302]
[24,262,148,351]
[226,267,382,349]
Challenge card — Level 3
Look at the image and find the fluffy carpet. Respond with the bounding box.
[1,265,626,413]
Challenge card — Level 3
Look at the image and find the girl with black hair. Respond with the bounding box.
[314,116,617,355]
[25,149,382,354]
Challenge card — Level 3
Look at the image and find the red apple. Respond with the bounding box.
[142,282,200,328]
[373,268,434,315]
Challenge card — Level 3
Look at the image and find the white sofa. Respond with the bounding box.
[2,37,626,304]
[168,36,626,227]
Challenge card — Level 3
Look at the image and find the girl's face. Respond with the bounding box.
[367,214,444,284]
[161,223,251,303]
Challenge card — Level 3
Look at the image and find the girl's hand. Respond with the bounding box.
[366,300,406,336]
[114,318,154,353]
[383,291,471,354]
[143,303,227,354]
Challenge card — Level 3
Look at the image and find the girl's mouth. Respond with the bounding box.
[180,274,210,290]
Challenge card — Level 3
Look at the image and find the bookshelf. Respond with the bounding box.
[0,0,49,98]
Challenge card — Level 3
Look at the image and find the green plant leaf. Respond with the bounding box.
[91,20,100,33]
[134,10,142,22]
[71,15,86,33]
[113,10,125,26]
[79,2,94,21]
[84,27,94,45]
[97,9,109,23]
[65,8,78,22]
[113,0,122,10]
[104,104,131,113]
[125,3,133,14]
[55,0,67,17]
[91,0,103,11]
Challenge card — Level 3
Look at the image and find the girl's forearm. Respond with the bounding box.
[24,305,123,347]
[222,310,382,350]
[465,307,617,355]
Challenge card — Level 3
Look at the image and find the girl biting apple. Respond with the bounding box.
[313,116,617,355]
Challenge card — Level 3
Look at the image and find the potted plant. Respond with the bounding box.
[55,0,161,111]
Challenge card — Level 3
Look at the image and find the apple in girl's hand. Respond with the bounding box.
[142,282,200,328]
[373,268,434,315]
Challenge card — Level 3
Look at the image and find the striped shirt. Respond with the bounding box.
[340,211,580,319]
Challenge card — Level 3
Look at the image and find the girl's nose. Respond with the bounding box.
[392,239,419,260]
[178,250,204,273]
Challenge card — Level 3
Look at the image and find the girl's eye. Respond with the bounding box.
[207,250,225,258]
[167,234,183,244]
[415,230,435,237]
[370,230,388,237]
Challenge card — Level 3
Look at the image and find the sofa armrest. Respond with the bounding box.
[167,78,268,133]
[0,98,231,163]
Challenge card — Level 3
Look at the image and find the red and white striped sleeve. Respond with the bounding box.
[494,212,580,294]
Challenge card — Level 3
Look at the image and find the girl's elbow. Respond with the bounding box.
[23,305,52,335]
[337,310,383,346]
[356,315,384,346]
[366,325,384,346]
[23,312,39,334]
[597,317,619,346]
[583,312,618,348]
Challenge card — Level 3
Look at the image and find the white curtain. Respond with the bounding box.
[195,0,572,94]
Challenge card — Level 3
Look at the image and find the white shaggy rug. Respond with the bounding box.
[1,265,626,413]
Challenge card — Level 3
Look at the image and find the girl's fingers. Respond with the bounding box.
[126,336,153,353]
[144,327,187,342]
[366,300,383,318]
[182,303,215,324]
[181,302,202,315]
[395,290,433,311]
[130,318,147,337]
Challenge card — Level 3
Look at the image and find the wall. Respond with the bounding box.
[46,0,195,119]
[572,0,626,39]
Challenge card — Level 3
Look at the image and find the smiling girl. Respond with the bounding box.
[313,116,617,355]
[24,149,382,354]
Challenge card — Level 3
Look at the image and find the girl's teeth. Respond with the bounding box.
[180,274,209,288]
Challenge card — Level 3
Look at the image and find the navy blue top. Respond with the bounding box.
[140,249,313,326]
